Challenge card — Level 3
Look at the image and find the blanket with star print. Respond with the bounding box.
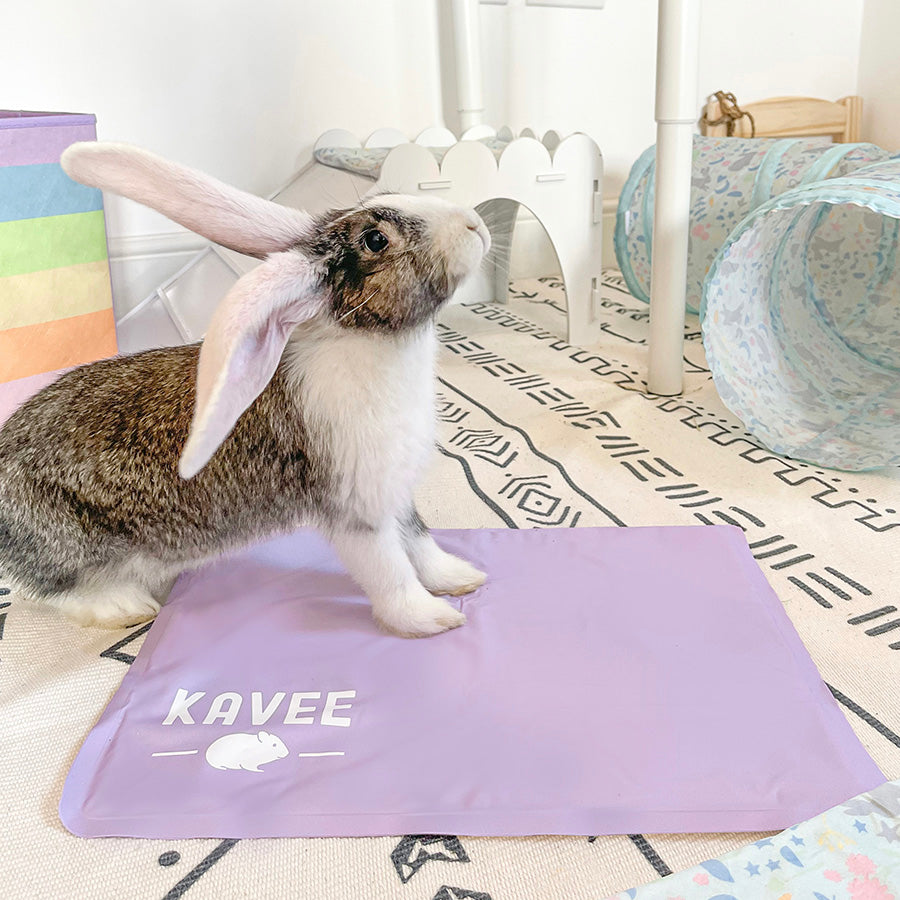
[609,779,900,899]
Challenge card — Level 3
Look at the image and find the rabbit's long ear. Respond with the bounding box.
[179,250,323,479]
[61,142,312,258]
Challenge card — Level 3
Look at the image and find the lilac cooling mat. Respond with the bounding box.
[60,525,885,839]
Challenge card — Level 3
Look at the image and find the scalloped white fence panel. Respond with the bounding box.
[116,126,604,353]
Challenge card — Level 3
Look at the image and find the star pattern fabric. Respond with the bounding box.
[610,780,900,899]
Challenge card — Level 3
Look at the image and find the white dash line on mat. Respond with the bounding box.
[152,750,199,757]
[298,752,345,757]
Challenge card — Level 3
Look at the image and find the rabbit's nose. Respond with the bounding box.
[466,211,484,228]
[468,220,491,254]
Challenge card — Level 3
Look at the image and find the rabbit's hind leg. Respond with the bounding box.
[50,575,160,628]
[48,558,172,628]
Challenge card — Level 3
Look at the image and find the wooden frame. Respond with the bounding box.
[701,95,863,143]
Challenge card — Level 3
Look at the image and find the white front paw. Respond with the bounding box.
[374,588,467,639]
[419,551,486,597]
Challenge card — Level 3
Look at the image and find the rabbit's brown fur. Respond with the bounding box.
[0,142,490,637]
[0,345,328,598]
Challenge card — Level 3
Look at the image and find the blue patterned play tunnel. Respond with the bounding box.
[702,160,900,471]
[615,137,892,314]
[616,137,900,470]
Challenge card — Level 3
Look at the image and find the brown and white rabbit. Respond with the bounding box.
[0,142,490,637]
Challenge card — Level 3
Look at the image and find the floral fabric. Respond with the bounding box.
[609,779,900,900]
[701,160,900,470]
[615,137,891,314]
[617,137,900,470]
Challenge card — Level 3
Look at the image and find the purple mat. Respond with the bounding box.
[0,370,64,427]
[60,525,884,839]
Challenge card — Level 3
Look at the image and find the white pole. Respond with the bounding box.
[648,0,700,395]
[427,0,448,128]
[451,0,486,132]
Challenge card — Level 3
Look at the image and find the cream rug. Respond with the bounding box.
[2,272,899,900]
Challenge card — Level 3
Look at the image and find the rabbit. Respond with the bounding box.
[0,142,490,638]
[205,731,289,772]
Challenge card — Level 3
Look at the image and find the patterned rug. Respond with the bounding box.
[2,272,899,900]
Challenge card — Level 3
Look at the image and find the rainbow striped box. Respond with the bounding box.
[0,111,117,390]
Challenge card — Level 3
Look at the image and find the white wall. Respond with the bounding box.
[3,0,446,306]
[858,0,900,152]
[474,0,865,277]
[476,0,865,197]
[3,0,442,243]
[6,1,868,230]
[3,0,872,295]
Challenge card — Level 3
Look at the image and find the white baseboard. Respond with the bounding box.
[108,231,208,261]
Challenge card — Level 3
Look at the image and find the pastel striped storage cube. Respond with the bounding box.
[0,111,117,387]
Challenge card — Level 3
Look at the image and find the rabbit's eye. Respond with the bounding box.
[363,229,388,253]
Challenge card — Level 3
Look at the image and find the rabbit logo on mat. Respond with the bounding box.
[150,688,357,772]
[205,731,289,772]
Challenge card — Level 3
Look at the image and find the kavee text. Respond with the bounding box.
[162,689,357,727]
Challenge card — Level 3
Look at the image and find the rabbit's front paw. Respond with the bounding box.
[374,588,466,639]
[419,551,486,597]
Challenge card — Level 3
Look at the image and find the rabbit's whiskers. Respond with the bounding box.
[338,288,380,322]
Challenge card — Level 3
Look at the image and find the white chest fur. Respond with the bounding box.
[283,322,438,525]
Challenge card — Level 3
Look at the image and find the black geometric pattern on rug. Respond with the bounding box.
[437,444,517,528]
[518,274,704,347]
[437,378,625,528]
[652,397,900,533]
[827,685,900,750]
[161,839,239,900]
[524,277,566,314]
[391,835,469,884]
[455,302,708,390]
[448,427,518,468]
[435,372,897,658]
[432,886,493,900]
[437,395,473,425]
[442,319,644,390]
[499,473,581,526]
[0,586,10,641]
[448,302,900,532]
[626,834,673,878]
[99,621,154,665]
[587,833,672,879]
[848,606,900,650]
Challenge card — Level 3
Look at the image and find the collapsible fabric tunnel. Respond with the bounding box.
[702,159,900,471]
[615,137,891,313]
